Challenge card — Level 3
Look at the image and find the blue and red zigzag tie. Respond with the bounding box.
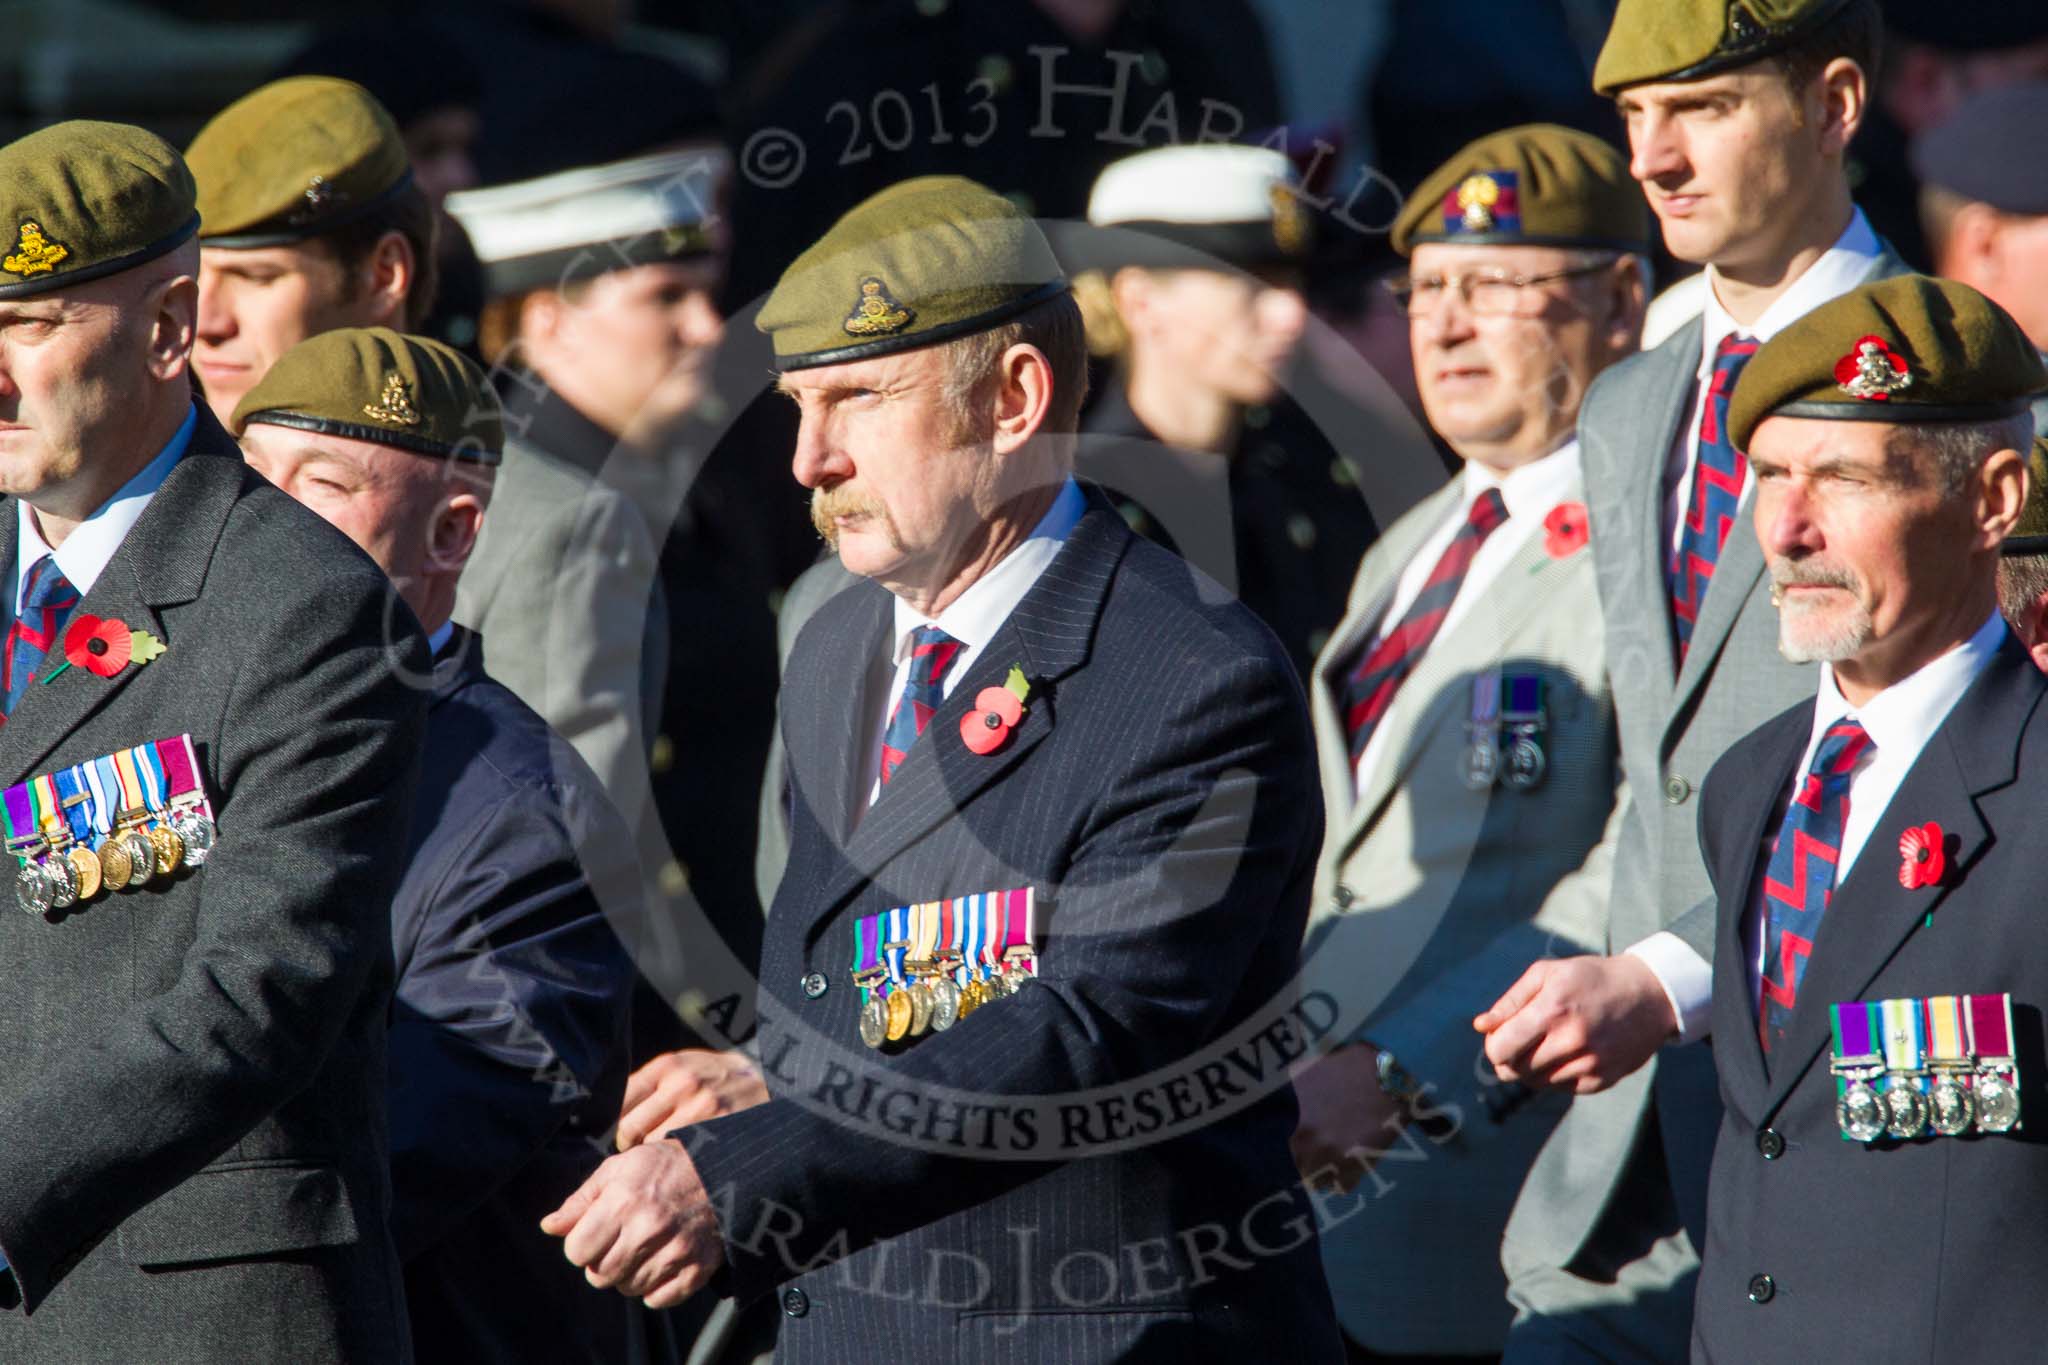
[3,554,77,715]
[1757,717,1873,1063]
[1670,332,1759,660]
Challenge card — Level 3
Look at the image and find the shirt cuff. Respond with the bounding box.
[1626,932,1714,1045]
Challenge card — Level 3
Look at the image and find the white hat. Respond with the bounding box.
[1082,144,1310,267]
[447,145,728,296]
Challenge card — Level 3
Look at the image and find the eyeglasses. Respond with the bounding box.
[1385,261,1615,317]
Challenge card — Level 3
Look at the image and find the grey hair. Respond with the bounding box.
[939,290,1091,436]
[1886,411,2036,497]
[1998,553,2048,639]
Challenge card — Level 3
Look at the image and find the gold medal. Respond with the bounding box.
[884,988,913,1043]
[66,845,101,901]
[147,823,184,877]
[98,835,134,892]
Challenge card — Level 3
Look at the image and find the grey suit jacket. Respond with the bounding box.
[1302,472,1616,1356]
[0,416,428,1362]
[456,431,666,837]
[1503,245,1911,1287]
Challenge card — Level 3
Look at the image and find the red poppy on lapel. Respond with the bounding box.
[962,686,1023,755]
[1542,502,1590,559]
[1898,821,1945,889]
[49,615,164,682]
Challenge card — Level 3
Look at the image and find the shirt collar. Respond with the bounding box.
[427,620,456,658]
[1699,206,1882,374]
[1810,608,2007,759]
[1458,438,1582,523]
[890,476,1086,660]
[18,403,197,605]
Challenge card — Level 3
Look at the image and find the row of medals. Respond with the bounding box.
[16,806,216,915]
[857,948,1035,1049]
[1837,1061,2019,1142]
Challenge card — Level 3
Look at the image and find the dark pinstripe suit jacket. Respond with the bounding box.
[686,490,1345,1363]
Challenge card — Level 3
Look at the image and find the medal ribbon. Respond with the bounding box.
[1881,996,1927,1108]
[29,772,60,842]
[912,900,939,969]
[1968,992,2015,1062]
[131,741,168,814]
[1003,887,1036,975]
[110,747,148,819]
[1924,995,1967,1067]
[53,765,93,846]
[883,904,908,990]
[982,893,1003,980]
[850,914,881,1005]
[86,755,120,838]
[155,735,208,810]
[2,779,34,858]
[1470,670,1500,732]
[1502,672,1544,722]
[962,893,983,988]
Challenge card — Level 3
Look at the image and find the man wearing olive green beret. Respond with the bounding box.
[1289,123,1648,1361]
[1475,5,1913,1358]
[0,122,427,1360]
[542,175,1345,1360]
[1691,273,2043,1360]
[188,76,438,434]
[234,328,639,1362]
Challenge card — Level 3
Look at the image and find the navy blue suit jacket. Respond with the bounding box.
[389,629,637,1363]
[686,491,1344,1363]
[1694,634,2048,1362]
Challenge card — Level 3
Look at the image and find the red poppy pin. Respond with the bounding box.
[47,615,165,682]
[1542,502,1590,559]
[1835,335,1912,401]
[1898,821,1945,890]
[961,665,1030,756]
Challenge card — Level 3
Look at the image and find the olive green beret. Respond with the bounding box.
[2005,437,2048,552]
[1593,0,1856,95]
[1393,124,1650,255]
[758,175,1067,371]
[1728,275,2047,451]
[231,327,501,465]
[188,77,412,248]
[0,120,198,300]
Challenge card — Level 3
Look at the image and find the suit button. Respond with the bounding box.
[1756,1128,1785,1159]
[1664,776,1692,805]
[801,972,828,1000]
[1332,884,1355,910]
[1747,1273,1775,1304]
[782,1287,810,1318]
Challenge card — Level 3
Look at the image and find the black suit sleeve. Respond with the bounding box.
[387,786,633,1260]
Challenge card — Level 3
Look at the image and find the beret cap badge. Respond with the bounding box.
[362,372,422,426]
[1457,175,1502,231]
[3,222,69,278]
[1835,336,1913,402]
[843,275,915,337]
[287,175,344,228]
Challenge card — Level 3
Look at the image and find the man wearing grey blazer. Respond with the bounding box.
[0,125,427,1360]
[1291,124,1650,1361]
[1475,2,1910,1360]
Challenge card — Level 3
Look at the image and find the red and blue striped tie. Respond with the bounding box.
[1758,718,1872,1064]
[4,555,77,715]
[1670,332,1759,659]
[878,624,963,787]
[1342,488,1509,765]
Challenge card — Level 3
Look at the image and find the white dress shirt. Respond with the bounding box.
[1633,611,2006,1041]
[1353,440,1584,797]
[1660,208,1883,557]
[12,404,197,613]
[862,477,1086,808]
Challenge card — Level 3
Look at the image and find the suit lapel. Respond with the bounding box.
[783,582,892,850]
[1631,319,1700,708]
[798,496,1130,939]
[0,418,245,787]
[1345,485,1589,840]
[1311,480,1463,833]
[1755,642,2037,1116]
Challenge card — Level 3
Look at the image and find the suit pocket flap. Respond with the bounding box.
[118,1161,360,1267]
